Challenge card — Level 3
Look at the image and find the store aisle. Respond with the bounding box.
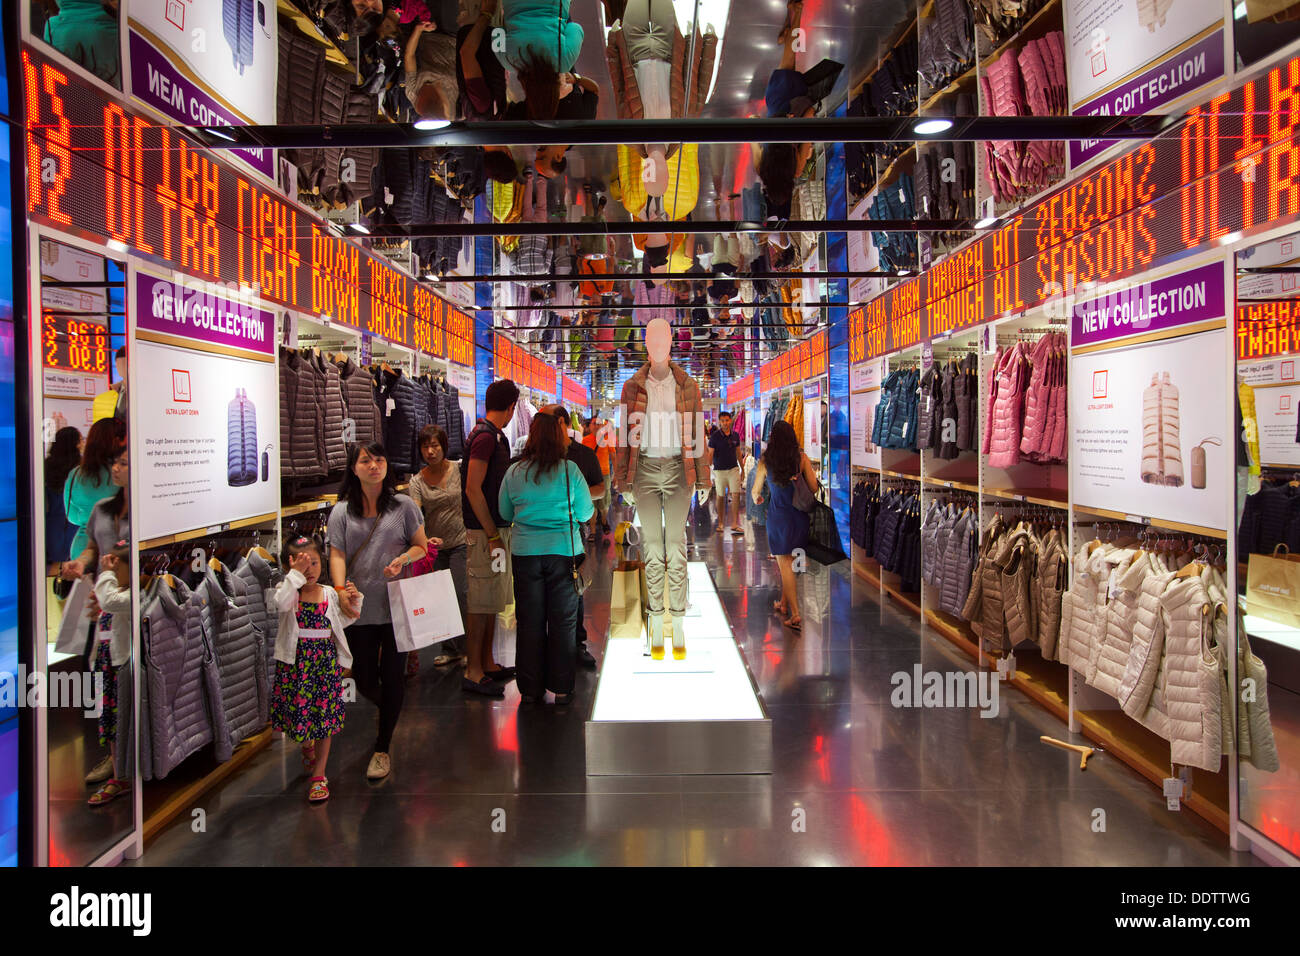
[135,513,1252,866]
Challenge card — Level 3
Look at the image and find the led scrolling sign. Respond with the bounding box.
[22,47,475,365]
[760,331,827,393]
[850,56,1300,361]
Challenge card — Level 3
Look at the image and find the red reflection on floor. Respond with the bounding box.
[848,794,908,866]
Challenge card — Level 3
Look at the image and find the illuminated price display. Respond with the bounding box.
[494,333,557,395]
[42,312,110,374]
[725,372,754,407]
[837,54,1300,358]
[1237,301,1300,360]
[562,375,589,408]
[22,46,471,364]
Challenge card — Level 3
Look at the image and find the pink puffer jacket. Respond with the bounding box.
[1019,335,1053,457]
[984,343,1027,468]
[1019,331,1068,462]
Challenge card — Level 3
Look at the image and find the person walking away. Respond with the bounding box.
[271,535,357,802]
[498,411,594,702]
[327,442,429,780]
[409,425,469,668]
[63,418,123,564]
[751,419,816,631]
[460,379,520,698]
[582,417,613,535]
[548,405,603,669]
[708,410,745,535]
[45,426,82,581]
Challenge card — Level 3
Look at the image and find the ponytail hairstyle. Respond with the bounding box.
[281,533,325,569]
[519,53,560,120]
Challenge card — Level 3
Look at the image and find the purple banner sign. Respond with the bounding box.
[136,273,275,356]
[1071,263,1225,348]
[127,30,274,177]
[1070,31,1225,166]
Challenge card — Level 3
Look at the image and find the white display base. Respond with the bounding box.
[586,562,771,775]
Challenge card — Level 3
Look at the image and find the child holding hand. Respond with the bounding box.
[87,541,132,806]
[270,536,360,803]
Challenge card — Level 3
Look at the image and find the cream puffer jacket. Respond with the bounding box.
[1057,542,1111,671]
[1119,569,1224,772]
[1087,548,1149,698]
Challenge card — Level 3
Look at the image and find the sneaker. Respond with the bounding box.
[85,754,114,785]
[366,752,391,780]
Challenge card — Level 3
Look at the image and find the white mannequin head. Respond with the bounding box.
[645,318,672,368]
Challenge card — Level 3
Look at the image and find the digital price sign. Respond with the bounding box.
[760,331,826,392]
[22,46,475,365]
[725,372,755,407]
[1238,300,1300,360]
[845,54,1300,359]
[42,312,110,374]
[494,333,557,395]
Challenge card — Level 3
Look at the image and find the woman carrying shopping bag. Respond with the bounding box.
[498,411,594,704]
[327,442,430,781]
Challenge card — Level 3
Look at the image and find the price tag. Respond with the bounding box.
[1162,777,1184,810]
[1124,514,1147,525]
[386,398,396,416]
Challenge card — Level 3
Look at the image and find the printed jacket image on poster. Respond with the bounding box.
[223,0,267,73]
[1141,372,1183,487]
[228,388,259,486]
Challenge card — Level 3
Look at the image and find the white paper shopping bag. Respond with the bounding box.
[388,569,464,652]
[54,576,94,656]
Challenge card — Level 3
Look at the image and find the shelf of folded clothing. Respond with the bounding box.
[277,0,352,69]
[920,62,978,114]
[138,512,279,551]
[921,476,981,495]
[978,0,1062,70]
[982,486,1068,509]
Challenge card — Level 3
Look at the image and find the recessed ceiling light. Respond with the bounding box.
[348,222,370,235]
[913,118,953,136]
[414,118,451,131]
[974,216,998,229]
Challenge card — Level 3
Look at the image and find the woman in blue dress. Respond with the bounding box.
[751,419,819,631]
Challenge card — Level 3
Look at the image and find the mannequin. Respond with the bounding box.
[614,318,710,659]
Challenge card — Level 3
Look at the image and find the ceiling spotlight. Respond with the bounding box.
[348,222,370,235]
[913,118,953,136]
[896,269,911,276]
[974,215,998,229]
[414,118,451,131]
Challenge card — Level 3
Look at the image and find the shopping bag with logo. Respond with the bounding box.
[54,576,94,656]
[1246,544,1300,629]
[388,568,463,652]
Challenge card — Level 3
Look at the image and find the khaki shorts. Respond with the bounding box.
[466,527,513,615]
[712,467,742,496]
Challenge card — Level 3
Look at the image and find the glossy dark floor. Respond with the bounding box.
[135,516,1253,866]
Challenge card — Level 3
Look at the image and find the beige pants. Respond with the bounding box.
[634,455,690,615]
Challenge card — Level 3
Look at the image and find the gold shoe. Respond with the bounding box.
[671,614,686,660]
[366,752,391,780]
[85,754,114,785]
[649,614,665,660]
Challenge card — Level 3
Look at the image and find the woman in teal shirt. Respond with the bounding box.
[63,418,122,561]
[498,410,593,703]
[498,0,584,119]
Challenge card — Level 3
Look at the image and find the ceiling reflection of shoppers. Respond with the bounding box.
[497,0,592,120]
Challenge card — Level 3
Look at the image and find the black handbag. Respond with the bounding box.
[692,490,714,536]
[564,468,590,597]
[804,500,848,565]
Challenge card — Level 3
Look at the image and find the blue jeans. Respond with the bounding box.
[512,554,580,697]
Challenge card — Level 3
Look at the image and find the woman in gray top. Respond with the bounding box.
[327,441,429,781]
[408,424,467,668]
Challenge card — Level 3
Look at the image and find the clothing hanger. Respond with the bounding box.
[207,538,224,573]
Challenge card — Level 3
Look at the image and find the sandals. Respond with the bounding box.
[308,776,330,803]
[87,778,130,806]
[773,599,789,615]
[300,741,317,771]
[778,0,804,41]
[433,653,464,667]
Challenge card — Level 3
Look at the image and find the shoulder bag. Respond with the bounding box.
[564,465,590,596]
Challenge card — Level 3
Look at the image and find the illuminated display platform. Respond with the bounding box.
[586,563,771,775]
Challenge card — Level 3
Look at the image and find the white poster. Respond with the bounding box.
[850,359,883,393]
[1253,384,1300,467]
[1071,329,1228,530]
[134,340,279,540]
[805,385,822,460]
[1236,273,1299,300]
[1065,0,1221,108]
[851,390,882,469]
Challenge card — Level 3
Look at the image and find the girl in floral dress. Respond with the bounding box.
[270,536,360,803]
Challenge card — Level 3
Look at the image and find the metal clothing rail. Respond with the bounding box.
[365,218,968,238]
[186,114,1178,151]
[436,269,907,282]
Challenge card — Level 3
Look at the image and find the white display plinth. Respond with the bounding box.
[586,562,771,775]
